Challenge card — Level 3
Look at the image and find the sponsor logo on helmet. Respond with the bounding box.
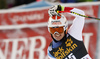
[51,21,62,25]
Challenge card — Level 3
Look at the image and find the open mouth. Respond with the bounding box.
[55,34,61,37]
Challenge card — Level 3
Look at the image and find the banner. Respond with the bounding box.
[0,5,98,26]
[0,5,98,59]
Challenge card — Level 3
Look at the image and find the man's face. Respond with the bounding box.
[52,32,65,41]
[49,26,66,41]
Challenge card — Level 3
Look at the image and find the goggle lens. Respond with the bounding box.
[49,26,64,34]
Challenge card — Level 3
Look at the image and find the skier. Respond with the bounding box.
[47,5,92,59]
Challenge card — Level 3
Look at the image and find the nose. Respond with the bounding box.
[54,32,60,34]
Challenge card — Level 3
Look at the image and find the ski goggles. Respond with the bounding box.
[49,26,64,34]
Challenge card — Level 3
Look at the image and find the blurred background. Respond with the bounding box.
[0,0,100,59]
[0,0,99,9]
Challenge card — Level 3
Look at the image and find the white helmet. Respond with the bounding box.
[48,14,68,32]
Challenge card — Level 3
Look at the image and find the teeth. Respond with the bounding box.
[56,34,60,37]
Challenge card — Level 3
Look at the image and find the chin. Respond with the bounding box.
[55,37,63,41]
